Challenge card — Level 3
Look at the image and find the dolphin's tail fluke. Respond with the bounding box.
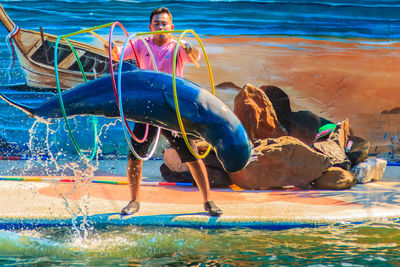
[0,93,35,117]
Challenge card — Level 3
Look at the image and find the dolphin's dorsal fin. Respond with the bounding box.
[120,61,138,71]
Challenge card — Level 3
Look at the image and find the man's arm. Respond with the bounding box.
[110,40,136,62]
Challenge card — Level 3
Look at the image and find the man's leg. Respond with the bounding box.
[121,124,158,215]
[121,158,143,215]
[186,159,223,217]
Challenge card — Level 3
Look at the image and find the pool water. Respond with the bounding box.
[2,221,400,265]
[1,1,400,265]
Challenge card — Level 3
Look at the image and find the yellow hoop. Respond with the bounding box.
[136,29,216,159]
[172,29,215,159]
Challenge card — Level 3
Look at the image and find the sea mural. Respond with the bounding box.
[0,0,399,160]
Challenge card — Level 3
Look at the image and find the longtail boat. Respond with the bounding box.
[0,3,114,90]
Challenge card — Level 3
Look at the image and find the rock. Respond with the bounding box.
[215,81,241,90]
[312,119,353,170]
[312,167,356,190]
[327,119,351,151]
[235,84,325,145]
[161,147,232,188]
[229,136,332,190]
[259,85,292,128]
[346,135,370,166]
[205,167,232,187]
[234,84,286,142]
[313,139,352,170]
[351,157,387,184]
[160,163,192,182]
[160,163,232,188]
[259,85,333,146]
[381,107,400,114]
[287,111,321,145]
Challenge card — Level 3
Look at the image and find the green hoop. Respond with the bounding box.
[53,23,113,160]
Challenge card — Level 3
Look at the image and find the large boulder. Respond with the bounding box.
[260,85,325,145]
[229,136,332,189]
[312,167,356,190]
[313,139,352,170]
[259,85,292,129]
[234,84,325,145]
[234,84,286,142]
[351,157,387,184]
[346,135,370,166]
[287,110,321,145]
[313,119,353,170]
[327,119,351,151]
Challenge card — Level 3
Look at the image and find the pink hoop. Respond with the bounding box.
[108,21,148,143]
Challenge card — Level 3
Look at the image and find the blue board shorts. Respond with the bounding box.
[128,122,198,163]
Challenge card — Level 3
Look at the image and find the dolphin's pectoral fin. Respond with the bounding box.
[163,92,203,124]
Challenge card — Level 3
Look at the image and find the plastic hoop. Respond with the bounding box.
[53,23,114,160]
[172,29,215,159]
[54,36,98,160]
[108,21,150,143]
[118,33,161,161]
[136,29,216,159]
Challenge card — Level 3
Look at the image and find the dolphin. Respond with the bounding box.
[0,70,251,173]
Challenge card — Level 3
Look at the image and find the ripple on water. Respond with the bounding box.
[0,221,400,265]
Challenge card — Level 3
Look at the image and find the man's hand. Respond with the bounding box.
[183,42,193,55]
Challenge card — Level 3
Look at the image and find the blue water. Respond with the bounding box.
[0,0,399,158]
[1,0,400,265]
[1,0,400,39]
[1,222,400,265]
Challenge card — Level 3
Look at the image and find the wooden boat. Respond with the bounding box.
[0,3,114,90]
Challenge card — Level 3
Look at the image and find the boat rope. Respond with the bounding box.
[137,29,216,159]
[118,33,161,161]
[5,25,20,71]
[108,21,150,144]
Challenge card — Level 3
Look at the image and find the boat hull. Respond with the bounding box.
[1,3,113,90]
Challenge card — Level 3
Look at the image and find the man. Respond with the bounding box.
[115,7,222,217]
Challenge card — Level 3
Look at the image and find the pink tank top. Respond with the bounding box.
[116,37,198,77]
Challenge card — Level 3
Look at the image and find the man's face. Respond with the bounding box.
[149,13,174,42]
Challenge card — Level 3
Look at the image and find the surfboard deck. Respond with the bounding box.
[0,163,399,230]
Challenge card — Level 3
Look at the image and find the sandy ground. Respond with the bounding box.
[0,162,399,226]
[182,35,400,147]
[3,34,400,224]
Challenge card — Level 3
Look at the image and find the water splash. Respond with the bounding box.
[24,116,122,239]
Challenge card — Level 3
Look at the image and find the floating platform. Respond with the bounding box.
[0,160,399,230]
